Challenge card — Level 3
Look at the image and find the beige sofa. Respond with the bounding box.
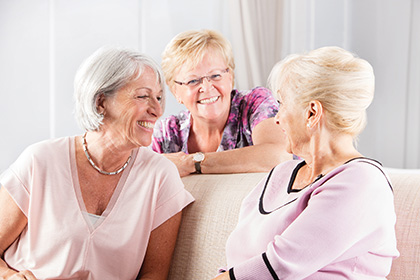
[168,171,420,280]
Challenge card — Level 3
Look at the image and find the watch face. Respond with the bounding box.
[193,152,205,162]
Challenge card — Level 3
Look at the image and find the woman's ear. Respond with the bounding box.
[306,100,323,128]
[96,93,106,115]
[169,84,183,104]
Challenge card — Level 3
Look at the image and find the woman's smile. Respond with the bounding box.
[137,120,155,131]
[198,96,220,104]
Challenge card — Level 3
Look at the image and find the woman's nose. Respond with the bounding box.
[148,97,163,117]
[199,77,214,92]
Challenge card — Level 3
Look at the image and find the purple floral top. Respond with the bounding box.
[151,87,279,154]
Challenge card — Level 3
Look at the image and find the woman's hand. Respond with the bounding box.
[163,152,195,177]
[0,269,38,280]
[211,271,230,280]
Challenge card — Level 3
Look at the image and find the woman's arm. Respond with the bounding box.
[137,212,182,280]
[0,187,37,280]
[164,118,291,177]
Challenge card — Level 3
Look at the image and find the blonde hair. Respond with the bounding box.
[268,46,375,138]
[161,29,235,93]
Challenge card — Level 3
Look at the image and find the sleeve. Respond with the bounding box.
[230,163,396,279]
[0,146,36,217]
[151,114,187,153]
[151,157,194,230]
[244,87,279,130]
[151,119,165,153]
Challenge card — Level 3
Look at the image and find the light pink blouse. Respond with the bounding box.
[0,136,194,280]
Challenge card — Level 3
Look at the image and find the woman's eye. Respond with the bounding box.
[187,79,200,86]
[156,96,162,103]
[136,95,149,100]
[210,74,222,80]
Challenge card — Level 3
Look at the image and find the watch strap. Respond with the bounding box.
[194,161,202,174]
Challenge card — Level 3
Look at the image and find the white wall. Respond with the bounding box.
[1,0,419,172]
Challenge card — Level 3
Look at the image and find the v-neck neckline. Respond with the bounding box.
[69,136,138,232]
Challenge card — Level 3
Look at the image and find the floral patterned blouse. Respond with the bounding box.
[151,87,279,154]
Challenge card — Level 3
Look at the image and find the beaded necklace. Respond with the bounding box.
[82,133,131,175]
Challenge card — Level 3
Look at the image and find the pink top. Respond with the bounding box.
[0,136,194,280]
[225,158,399,279]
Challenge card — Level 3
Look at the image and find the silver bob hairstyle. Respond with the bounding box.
[74,46,165,131]
[268,46,375,138]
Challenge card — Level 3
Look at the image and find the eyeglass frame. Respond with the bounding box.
[174,68,230,87]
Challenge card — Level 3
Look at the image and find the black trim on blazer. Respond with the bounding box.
[262,253,280,280]
[259,157,392,215]
[228,268,236,280]
[259,161,322,215]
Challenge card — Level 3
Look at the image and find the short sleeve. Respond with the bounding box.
[151,120,165,153]
[152,111,190,153]
[244,87,279,130]
[151,158,194,230]
[0,147,35,217]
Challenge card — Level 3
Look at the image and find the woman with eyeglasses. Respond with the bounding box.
[0,47,193,279]
[152,29,291,176]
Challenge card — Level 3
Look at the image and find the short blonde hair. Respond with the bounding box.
[161,29,235,93]
[268,46,375,138]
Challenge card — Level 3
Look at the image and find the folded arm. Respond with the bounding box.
[164,118,291,177]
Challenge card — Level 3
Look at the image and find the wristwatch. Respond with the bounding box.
[192,152,205,174]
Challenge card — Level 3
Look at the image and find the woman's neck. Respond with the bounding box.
[81,131,133,172]
[187,115,227,153]
[303,133,362,180]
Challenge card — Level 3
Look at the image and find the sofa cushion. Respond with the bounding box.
[168,173,267,280]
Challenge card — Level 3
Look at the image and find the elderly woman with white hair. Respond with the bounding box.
[214,46,399,280]
[0,47,193,280]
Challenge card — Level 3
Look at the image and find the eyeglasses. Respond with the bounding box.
[174,68,229,88]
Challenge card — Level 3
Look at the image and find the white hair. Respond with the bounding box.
[74,46,165,131]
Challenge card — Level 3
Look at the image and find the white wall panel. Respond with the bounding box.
[353,0,412,168]
[52,0,141,138]
[0,0,50,173]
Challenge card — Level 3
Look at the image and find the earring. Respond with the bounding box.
[177,98,183,104]
[307,123,310,128]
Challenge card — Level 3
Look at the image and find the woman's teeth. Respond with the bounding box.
[137,121,154,129]
[198,96,219,104]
